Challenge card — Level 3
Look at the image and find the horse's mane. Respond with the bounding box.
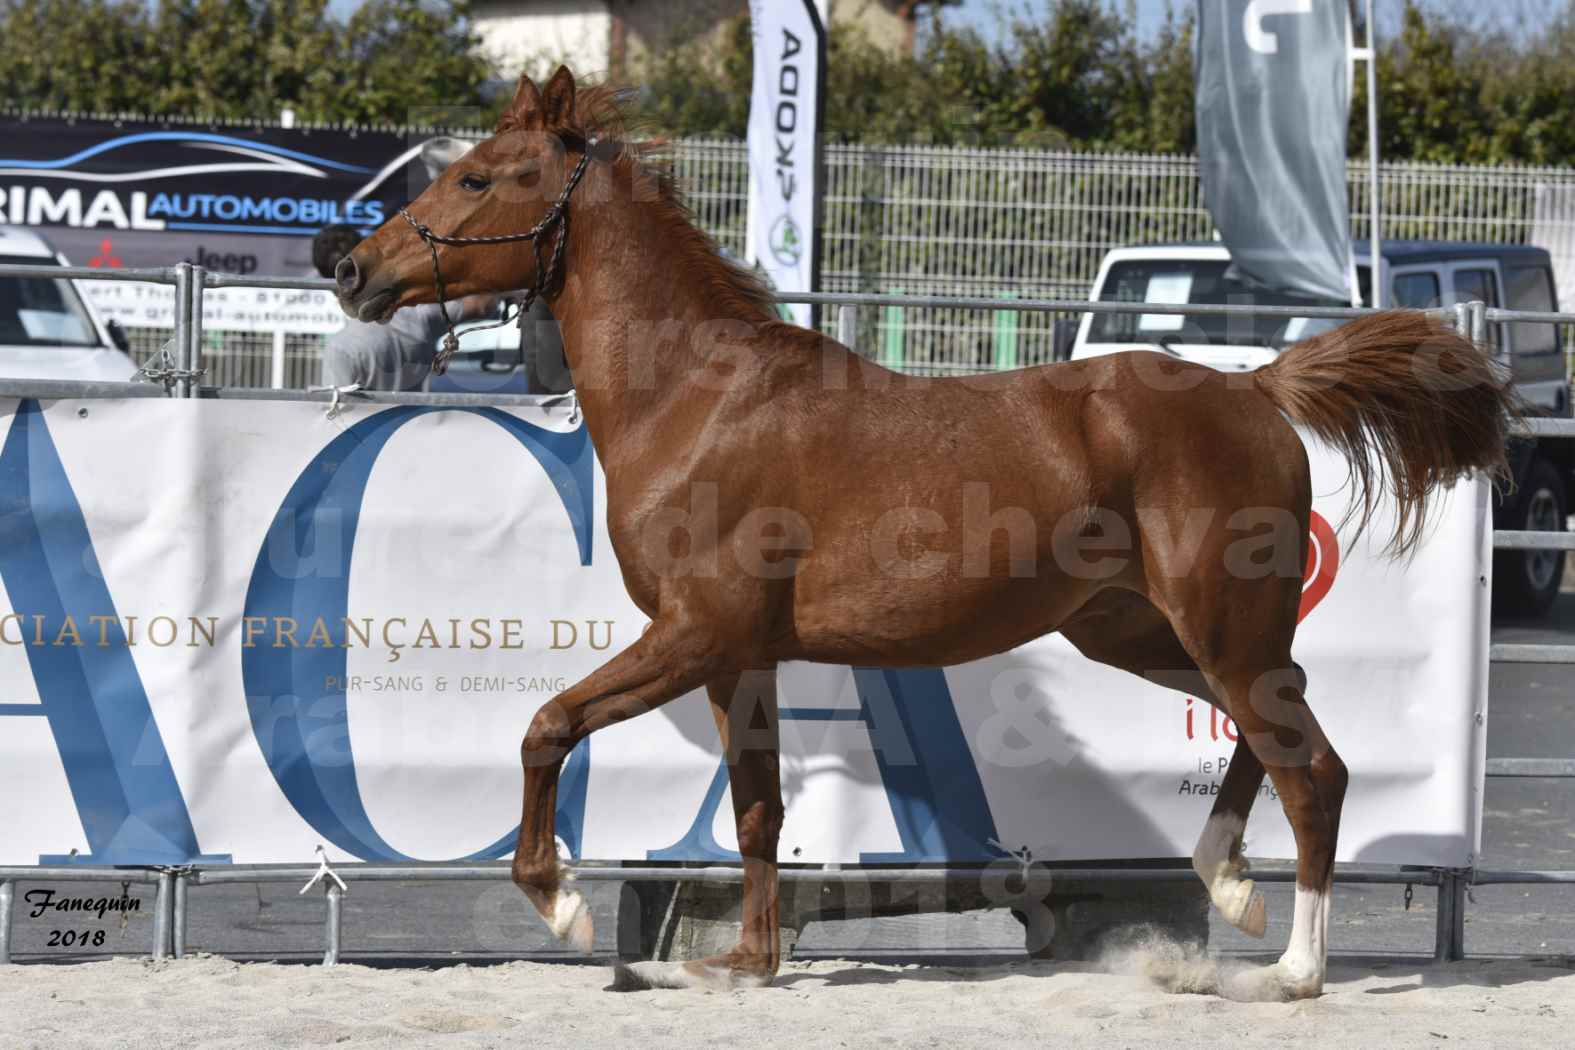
[500,83,782,325]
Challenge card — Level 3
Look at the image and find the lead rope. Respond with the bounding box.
[399,145,593,375]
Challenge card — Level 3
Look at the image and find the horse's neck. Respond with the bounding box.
[549,193,761,463]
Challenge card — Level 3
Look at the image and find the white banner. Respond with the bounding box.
[78,280,346,335]
[744,0,824,328]
[0,398,1488,868]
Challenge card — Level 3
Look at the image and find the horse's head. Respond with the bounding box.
[336,65,591,323]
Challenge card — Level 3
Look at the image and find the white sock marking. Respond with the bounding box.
[544,874,593,954]
[1277,884,1329,992]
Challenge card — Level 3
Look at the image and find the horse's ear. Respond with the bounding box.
[500,74,543,130]
[541,65,577,130]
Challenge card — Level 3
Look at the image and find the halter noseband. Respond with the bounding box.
[398,142,595,375]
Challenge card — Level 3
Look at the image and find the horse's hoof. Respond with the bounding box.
[608,960,773,992]
[610,961,675,991]
[1221,962,1323,1002]
[1239,886,1267,938]
[547,889,593,954]
[1221,878,1267,938]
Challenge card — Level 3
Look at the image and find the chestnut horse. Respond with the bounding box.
[336,68,1513,998]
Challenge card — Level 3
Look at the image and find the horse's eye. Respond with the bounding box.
[459,173,490,192]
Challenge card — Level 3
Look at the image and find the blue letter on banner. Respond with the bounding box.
[649,667,1003,863]
[0,401,225,864]
[242,407,595,861]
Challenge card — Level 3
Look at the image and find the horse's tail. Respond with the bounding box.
[1253,310,1518,557]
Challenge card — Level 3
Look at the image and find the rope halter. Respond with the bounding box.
[397,142,595,375]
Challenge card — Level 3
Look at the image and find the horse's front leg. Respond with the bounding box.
[706,667,784,982]
[513,614,719,951]
[614,667,783,990]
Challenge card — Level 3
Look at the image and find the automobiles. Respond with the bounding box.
[0,226,136,381]
[1070,240,1571,617]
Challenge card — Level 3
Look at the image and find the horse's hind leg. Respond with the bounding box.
[614,668,783,991]
[1210,656,1348,999]
[1061,592,1266,937]
[1142,559,1345,996]
[1193,737,1267,938]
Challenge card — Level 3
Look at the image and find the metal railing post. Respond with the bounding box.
[1450,300,1488,970]
[184,265,206,398]
[1450,870,1468,961]
[270,330,288,390]
[152,868,174,960]
[837,304,858,352]
[173,871,188,959]
[1433,868,1466,962]
[1451,301,1472,340]
[323,882,344,966]
[172,262,193,386]
[1468,300,1489,348]
[0,878,12,964]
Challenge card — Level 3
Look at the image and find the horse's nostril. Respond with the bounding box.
[335,255,363,296]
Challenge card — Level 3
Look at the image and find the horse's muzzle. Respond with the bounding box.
[334,249,399,323]
[334,255,363,298]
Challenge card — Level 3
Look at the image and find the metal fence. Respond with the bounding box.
[681,144,1575,367]
[87,142,1575,386]
[676,144,1575,297]
[1,262,1574,968]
